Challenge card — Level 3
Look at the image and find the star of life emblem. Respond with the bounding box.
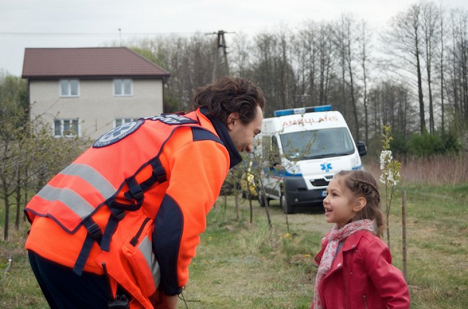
[93,120,144,148]
[321,162,333,173]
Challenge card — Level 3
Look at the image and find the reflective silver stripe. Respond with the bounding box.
[61,163,117,199]
[139,235,161,287]
[36,185,95,219]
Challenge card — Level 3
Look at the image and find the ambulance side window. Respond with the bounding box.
[270,136,280,166]
[261,136,280,166]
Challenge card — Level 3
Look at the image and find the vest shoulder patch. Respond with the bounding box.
[93,120,144,148]
[145,113,198,125]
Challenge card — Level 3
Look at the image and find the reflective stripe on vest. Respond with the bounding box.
[36,184,96,219]
[61,163,117,198]
[35,163,116,221]
[139,235,161,288]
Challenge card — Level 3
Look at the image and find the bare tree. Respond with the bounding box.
[335,14,360,140]
[135,34,216,112]
[230,32,254,79]
[250,32,281,115]
[368,80,418,139]
[438,1,448,133]
[447,9,468,132]
[358,20,374,145]
[317,22,336,106]
[295,21,319,105]
[275,27,296,110]
[382,3,427,134]
[421,1,441,134]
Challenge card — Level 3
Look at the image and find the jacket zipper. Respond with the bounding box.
[345,251,349,309]
[362,294,368,309]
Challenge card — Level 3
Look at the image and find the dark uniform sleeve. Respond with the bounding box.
[152,138,229,295]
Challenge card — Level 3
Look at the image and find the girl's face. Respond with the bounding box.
[323,176,358,228]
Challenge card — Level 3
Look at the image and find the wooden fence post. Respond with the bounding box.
[402,190,407,281]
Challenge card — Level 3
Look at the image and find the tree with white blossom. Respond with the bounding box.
[380,125,401,246]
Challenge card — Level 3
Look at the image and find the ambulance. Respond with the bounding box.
[255,105,367,213]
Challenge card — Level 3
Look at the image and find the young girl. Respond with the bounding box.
[312,170,410,309]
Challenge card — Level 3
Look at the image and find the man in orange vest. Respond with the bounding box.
[25,77,265,309]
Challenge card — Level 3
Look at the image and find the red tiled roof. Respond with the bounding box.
[22,47,170,79]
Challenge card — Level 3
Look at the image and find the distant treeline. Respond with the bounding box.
[123,1,467,155]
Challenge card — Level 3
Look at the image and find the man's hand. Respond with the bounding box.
[153,293,178,309]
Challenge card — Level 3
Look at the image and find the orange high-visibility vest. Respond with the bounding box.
[25,109,230,308]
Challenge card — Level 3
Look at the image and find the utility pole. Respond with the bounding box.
[206,30,233,81]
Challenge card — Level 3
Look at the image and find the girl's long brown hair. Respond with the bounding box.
[335,169,385,238]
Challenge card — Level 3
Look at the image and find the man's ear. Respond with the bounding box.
[226,112,239,130]
[353,197,367,212]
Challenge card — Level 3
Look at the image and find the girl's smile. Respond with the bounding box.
[323,177,357,228]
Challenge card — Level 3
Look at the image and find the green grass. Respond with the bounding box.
[184,208,318,309]
[0,226,47,309]
[390,184,468,309]
[1,182,468,308]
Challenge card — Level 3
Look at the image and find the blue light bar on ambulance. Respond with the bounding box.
[273,105,332,117]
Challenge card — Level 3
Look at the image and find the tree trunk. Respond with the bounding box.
[3,197,10,240]
[416,45,426,133]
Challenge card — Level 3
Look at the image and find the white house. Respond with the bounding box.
[22,47,170,139]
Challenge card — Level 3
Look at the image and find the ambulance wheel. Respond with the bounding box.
[258,191,268,207]
[281,195,294,214]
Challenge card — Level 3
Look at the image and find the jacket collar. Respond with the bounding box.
[316,230,372,265]
[340,229,373,251]
[199,108,243,169]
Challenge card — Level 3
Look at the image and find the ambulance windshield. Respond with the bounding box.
[279,128,355,160]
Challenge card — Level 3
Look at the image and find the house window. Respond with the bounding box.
[54,119,79,137]
[115,118,138,127]
[114,79,133,96]
[60,79,79,97]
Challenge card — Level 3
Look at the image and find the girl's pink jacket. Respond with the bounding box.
[313,230,410,309]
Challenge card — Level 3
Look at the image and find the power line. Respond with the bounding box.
[0,31,196,37]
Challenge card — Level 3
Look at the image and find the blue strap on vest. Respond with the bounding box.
[101,208,126,252]
[73,218,102,275]
[125,177,145,203]
[140,159,167,192]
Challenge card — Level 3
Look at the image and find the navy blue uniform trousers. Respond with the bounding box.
[28,250,111,309]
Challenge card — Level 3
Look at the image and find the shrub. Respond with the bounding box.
[400,131,463,157]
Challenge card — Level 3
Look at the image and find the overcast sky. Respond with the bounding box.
[1,0,467,77]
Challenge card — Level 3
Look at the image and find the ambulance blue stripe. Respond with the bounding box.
[264,167,302,177]
[61,163,117,198]
[36,186,95,219]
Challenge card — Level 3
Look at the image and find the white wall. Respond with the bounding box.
[29,78,164,139]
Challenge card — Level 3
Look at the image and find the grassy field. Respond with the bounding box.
[1,182,468,308]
